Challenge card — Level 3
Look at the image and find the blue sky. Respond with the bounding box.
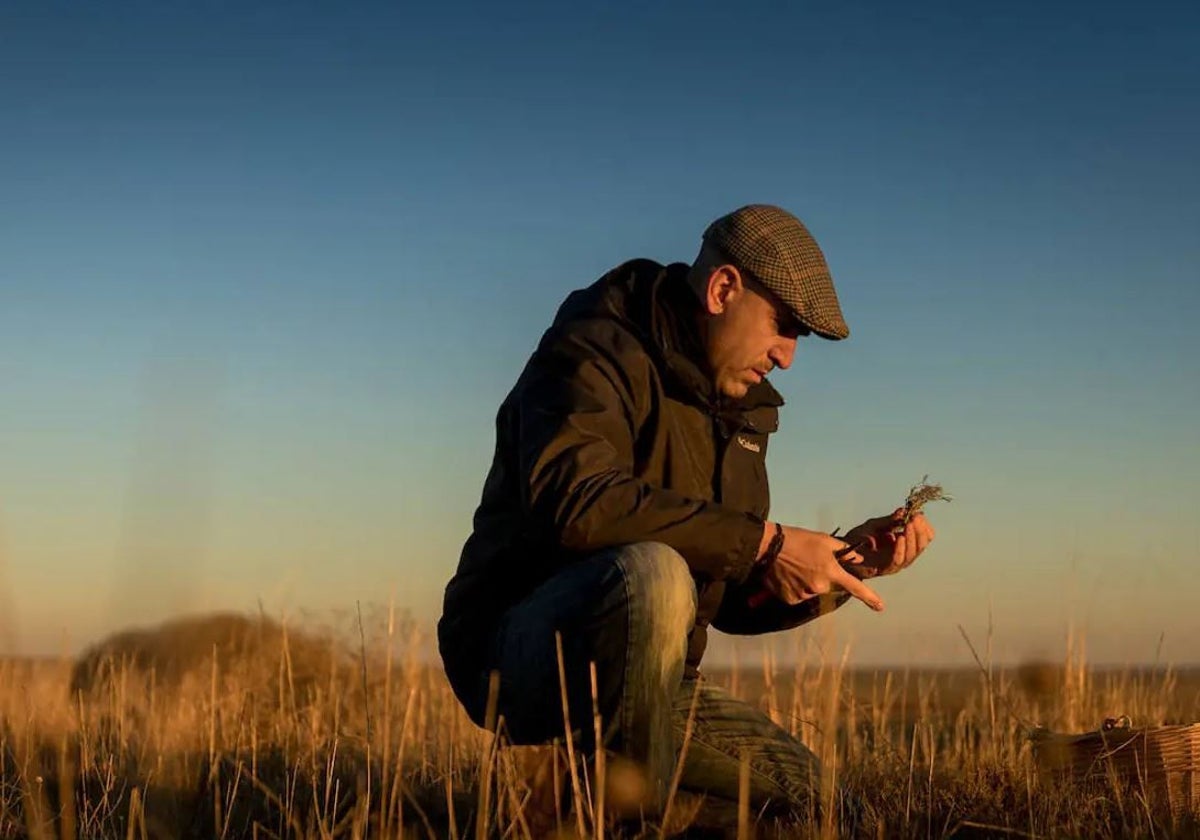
[1,1,1197,664]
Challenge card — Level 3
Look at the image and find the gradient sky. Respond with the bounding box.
[1,1,1197,665]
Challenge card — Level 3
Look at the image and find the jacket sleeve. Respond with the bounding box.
[712,579,850,635]
[515,320,764,582]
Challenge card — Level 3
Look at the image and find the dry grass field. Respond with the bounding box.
[1,611,1197,839]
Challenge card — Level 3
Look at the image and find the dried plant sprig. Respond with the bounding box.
[836,475,952,557]
[900,474,952,524]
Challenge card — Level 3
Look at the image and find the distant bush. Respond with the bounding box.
[69,611,354,705]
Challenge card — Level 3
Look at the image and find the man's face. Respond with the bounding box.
[703,269,807,400]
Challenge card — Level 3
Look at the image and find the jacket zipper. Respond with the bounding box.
[712,413,741,503]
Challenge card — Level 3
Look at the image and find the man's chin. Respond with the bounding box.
[717,382,751,400]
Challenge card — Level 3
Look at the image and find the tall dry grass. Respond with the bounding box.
[0,610,1196,838]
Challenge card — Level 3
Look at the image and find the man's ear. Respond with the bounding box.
[703,265,745,315]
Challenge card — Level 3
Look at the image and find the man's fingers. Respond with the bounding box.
[920,516,935,550]
[835,567,884,612]
[909,514,934,555]
[890,513,935,567]
[786,585,820,606]
[914,527,931,555]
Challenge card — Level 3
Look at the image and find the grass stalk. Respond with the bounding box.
[555,631,588,838]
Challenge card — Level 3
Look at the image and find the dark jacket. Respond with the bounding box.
[439,259,841,712]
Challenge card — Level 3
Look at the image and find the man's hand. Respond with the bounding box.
[759,524,885,612]
[841,509,936,579]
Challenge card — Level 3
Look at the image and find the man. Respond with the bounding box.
[438,204,935,830]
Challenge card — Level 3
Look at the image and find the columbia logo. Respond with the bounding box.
[736,436,761,453]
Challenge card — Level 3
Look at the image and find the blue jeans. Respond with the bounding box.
[480,542,830,821]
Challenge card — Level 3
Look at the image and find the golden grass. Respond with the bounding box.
[1,610,1197,838]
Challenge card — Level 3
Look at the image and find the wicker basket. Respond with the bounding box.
[1030,717,1200,816]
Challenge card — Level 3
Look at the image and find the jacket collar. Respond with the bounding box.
[644,264,784,425]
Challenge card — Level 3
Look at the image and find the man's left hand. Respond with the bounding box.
[840,509,935,579]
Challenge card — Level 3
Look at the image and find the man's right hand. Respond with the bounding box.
[759,524,885,612]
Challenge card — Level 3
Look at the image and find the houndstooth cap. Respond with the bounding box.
[702,204,849,340]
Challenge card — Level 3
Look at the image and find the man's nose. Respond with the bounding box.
[770,337,797,370]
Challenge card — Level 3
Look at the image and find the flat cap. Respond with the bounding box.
[703,204,849,340]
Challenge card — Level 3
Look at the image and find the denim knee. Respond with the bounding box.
[612,542,697,649]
